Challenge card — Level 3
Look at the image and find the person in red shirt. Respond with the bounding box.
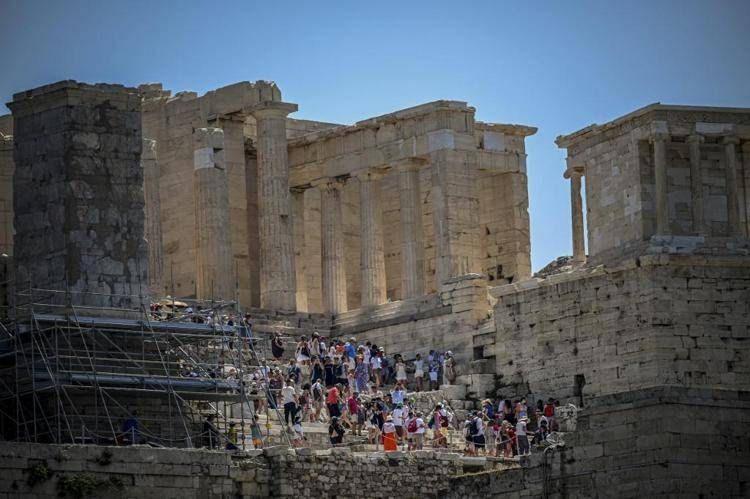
[326,384,341,419]
[543,398,557,431]
[347,394,361,436]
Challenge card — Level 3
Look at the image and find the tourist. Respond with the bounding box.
[291,415,306,448]
[543,398,557,431]
[203,414,221,449]
[329,416,345,445]
[271,332,284,360]
[490,417,502,457]
[310,356,324,384]
[412,411,426,450]
[481,399,495,420]
[326,383,341,419]
[516,416,530,456]
[295,336,311,365]
[366,404,381,445]
[533,419,550,445]
[443,351,456,385]
[382,415,398,452]
[226,422,239,450]
[286,359,301,385]
[353,355,368,393]
[311,378,325,422]
[250,415,263,449]
[472,412,486,455]
[347,393,361,436]
[463,414,476,455]
[281,379,298,426]
[391,382,406,406]
[324,357,336,387]
[345,337,357,359]
[432,404,447,448]
[501,399,516,425]
[391,402,405,445]
[120,410,140,445]
[515,398,528,420]
[395,356,407,385]
[501,421,515,458]
[309,332,321,358]
[370,350,383,388]
[413,353,424,392]
[428,356,440,390]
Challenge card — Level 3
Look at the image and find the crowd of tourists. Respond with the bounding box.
[158,310,561,458]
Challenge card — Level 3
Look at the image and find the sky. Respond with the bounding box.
[1,0,749,271]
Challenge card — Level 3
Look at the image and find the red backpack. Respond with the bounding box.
[407,418,418,433]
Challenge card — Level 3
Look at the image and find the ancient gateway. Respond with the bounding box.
[0,80,748,498]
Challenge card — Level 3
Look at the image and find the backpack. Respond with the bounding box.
[407,418,418,433]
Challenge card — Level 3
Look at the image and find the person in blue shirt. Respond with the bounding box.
[121,410,139,445]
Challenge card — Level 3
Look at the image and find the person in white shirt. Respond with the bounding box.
[370,353,383,388]
[281,380,297,427]
[516,417,530,455]
[392,403,405,444]
[413,412,426,450]
[413,353,424,392]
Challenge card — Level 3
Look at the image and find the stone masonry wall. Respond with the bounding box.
[9,81,147,309]
[446,386,750,498]
[492,255,750,402]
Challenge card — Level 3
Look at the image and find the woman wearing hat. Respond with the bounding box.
[382,415,398,452]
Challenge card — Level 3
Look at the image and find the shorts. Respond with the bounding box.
[395,426,404,437]
[473,434,486,448]
[396,374,407,381]
[429,372,438,381]
[252,438,263,448]
[415,370,423,378]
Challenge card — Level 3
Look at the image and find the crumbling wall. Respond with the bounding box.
[9,81,147,309]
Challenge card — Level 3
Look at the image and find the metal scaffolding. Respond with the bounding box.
[0,284,288,449]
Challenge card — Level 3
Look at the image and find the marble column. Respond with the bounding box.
[291,187,309,311]
[651,130,670,235]
[568,169,586,264]
[398,159,425,298]
[357,169,387,307]
[248,101,298,311]
[687,134,705,235]
[193,128,233,301]
[142,138,164,295]
[316,178,348,314]
[724,135,741,237]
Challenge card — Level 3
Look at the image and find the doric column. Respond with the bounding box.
[687,134,705,235]
[291,187,309,311]
[651,123,670,235]
[142,139,164,295]
[398,159,426,298]
[315,177,348,314]
[248,101,298,311]
[724,135,741,237]
[567,167,586,264]
[356,168,388,307]
[193,128,233,301]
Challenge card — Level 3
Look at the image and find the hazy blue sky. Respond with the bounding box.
[2,0,749,270]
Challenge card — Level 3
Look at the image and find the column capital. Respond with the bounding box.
[563,165,584,179]
[686,134,705,145]
[311,176,347,191]
[353,166,389,182]
[649,121,670,143]
[723,135,740,146]
[246,100,298,119]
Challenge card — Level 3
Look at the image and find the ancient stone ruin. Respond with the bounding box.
[0,79,747,498]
